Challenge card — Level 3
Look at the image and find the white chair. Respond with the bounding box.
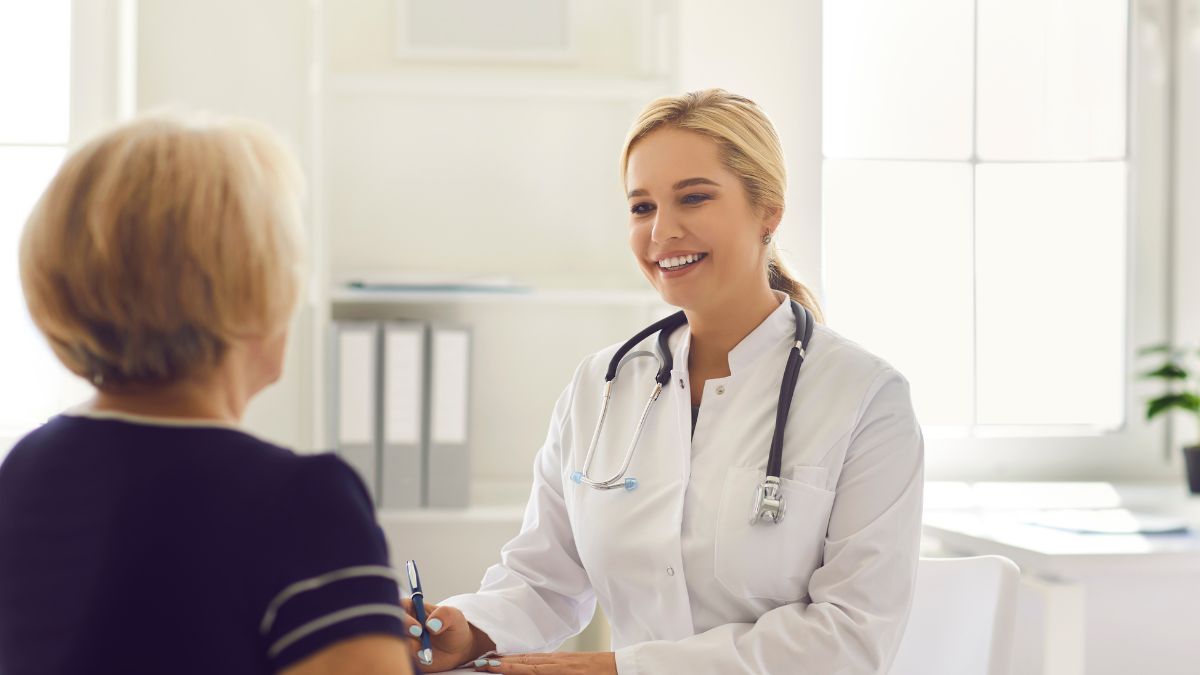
[889,555,1020,675]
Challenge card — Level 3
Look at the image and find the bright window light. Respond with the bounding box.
[0,0,71,144]
[0,0,87,454]
[975,163,1126,427]
[977,0,1128,160]
[822,161,975,427]
[823,1,1129,434]
[823,0,975,160]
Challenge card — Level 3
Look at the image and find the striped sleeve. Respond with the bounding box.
[257,454,408,671]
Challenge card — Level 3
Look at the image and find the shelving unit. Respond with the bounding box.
[304,0,681,498]
[330,286,663,307]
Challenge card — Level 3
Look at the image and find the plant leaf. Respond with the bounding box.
[1147,393,1200,420]
[1140,363,1190,380]
[1138,343,1174,357]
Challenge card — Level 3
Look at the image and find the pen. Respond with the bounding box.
[406,560,434,666]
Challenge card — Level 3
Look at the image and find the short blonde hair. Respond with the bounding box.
[620,89,823,322]
[19,113,305,387]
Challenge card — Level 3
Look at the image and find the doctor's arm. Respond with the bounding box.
[436,378,598,660]
[615,370,924,675]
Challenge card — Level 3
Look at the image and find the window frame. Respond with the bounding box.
[0,0,136,455]
[820,0,1177,481]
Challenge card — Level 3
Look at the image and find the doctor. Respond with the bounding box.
[403,89,924,674]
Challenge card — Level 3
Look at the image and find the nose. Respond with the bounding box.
[650,205,685,244]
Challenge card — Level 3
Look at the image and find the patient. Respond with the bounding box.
[0,115,413,675]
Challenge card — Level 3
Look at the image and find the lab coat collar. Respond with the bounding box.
[669,292,794,376]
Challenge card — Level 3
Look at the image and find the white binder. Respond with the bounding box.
[379,321,428,509]
[330,321,382,504]
[426,325,471,508]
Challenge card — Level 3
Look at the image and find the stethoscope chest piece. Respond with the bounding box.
[750,475,787,525]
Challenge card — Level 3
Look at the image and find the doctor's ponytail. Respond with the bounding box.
[621,89,824,323]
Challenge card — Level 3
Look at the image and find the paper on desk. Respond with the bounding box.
[1019,509,1190,535]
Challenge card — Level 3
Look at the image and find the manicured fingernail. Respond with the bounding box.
[408,625,422,637]
[488,660,501,667]
[427,617,443,632]
[474,659,488,667]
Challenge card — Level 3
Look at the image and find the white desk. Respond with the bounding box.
[922,482,1200,675]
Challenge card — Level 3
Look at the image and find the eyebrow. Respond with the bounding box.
[627,177,721,199]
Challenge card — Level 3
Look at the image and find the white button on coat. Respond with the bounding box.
[440,298,925,674]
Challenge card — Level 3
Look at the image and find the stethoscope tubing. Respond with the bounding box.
[576,300,813,494]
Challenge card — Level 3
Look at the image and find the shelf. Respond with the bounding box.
[378,505,526,524]
[326,72,673,102]
[330,286,663,306]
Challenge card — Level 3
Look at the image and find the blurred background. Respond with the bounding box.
[1,1,1199,672]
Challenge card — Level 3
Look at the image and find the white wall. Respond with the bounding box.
[135,0,316,450]
[320,1,665,288]
[676,0,825,302]
[1171,0,1200,452]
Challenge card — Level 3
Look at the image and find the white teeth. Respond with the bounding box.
[658,254,705,269]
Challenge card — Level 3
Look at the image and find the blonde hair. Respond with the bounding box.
[620,88,824,323]
[19,113,305,388]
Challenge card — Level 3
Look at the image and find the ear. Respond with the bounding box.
[762,205,783,236]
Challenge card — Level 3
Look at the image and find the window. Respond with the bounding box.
[822,0,1132,437]
[0,0,90,455]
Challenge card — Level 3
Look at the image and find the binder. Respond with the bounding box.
[379,321,428,509]
[330,321,382,504]
[426,325,471,508]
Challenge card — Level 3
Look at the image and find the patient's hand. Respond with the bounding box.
[472,652,617,674]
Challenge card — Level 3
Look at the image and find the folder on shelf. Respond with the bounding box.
[426,325,472,508]
[330,321,382,504]
[379,321,428,510]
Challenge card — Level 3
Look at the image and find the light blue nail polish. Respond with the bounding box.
[408,625,422,637]
[474,659,488,667]
[427,617,443,632]
[488,660,501,667]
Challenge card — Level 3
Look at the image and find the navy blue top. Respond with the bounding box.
[0,413,407,674]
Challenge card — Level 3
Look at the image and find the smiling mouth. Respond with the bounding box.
[657,253,708,272]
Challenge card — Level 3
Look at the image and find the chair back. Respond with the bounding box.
[889,555,1020,675]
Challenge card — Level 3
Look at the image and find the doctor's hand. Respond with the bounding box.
[401,598,497,672]
[473,652,617,675]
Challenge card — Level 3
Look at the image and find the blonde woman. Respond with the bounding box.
[0,116,414,675]
[404,90,924,675]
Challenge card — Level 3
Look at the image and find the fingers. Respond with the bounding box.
[475,652,614,674]
[472,655,556,674]
[400,597,445,638]
[423,604,463,636]
[471,658,540,674]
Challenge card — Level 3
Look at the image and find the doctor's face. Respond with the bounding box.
[625,127,774,312]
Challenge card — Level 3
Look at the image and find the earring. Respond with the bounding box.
[762,232,772,245]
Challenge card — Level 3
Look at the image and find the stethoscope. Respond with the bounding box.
[570,300,815,525]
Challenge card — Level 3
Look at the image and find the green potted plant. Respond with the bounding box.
[1138,344,1200,493]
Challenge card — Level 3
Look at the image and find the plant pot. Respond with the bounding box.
[1185,446,1200,495]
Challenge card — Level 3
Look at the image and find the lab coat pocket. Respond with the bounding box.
[713,466,836,601]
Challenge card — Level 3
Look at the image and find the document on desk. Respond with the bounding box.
[1020,509,1190,535]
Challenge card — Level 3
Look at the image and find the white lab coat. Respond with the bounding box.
[441,296,924,674]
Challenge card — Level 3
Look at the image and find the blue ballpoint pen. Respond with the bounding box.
[406,560,434,666]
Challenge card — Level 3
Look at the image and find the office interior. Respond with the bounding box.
[1,1,1198,673]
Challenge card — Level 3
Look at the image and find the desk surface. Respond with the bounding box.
[922,482,1200,575]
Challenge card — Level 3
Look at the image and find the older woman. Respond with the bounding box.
[0,115,413,675]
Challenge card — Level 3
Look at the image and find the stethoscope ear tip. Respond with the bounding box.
[570,471,584,485]
[623,477,638,491]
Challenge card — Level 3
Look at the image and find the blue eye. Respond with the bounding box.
[630,202,655,215]
[682,193,710,205]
